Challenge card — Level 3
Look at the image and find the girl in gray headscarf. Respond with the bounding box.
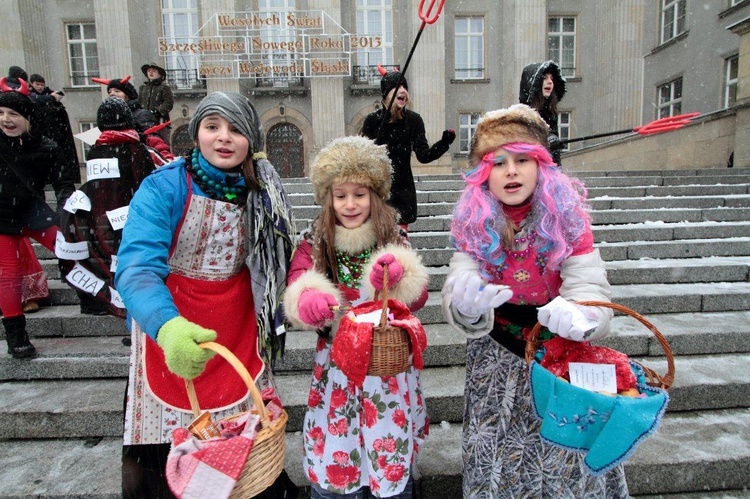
[115,92,297,498]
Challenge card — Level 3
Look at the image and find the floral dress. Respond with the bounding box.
[289,230,428,498]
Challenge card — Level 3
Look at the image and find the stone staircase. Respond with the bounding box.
[1,168,750,498]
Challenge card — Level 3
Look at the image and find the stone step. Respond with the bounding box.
[3,310,750,380]
[415,238,750,266]
[0,407,747,498]
[1,353,747,440]
[286,184,750,207]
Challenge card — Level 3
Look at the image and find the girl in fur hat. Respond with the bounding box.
[441,104,629,497]
[284,136,429,498]
[115,92,296,498]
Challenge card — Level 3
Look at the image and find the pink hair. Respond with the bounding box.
[450,142,591,277]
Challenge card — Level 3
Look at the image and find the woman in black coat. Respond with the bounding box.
[0,86,75,358]
[361,65,455,226]
[519,60,567,166]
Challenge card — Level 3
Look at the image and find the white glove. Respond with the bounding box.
[537,296,600,341]
[449,272,513,322]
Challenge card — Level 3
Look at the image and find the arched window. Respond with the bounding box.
[171,124,193,158]
[266,123,304,178]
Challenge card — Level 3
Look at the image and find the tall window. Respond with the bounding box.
[458,113,481,154]
[161,0,200,89]
[558,112,571,151]
[455,17,484,79]
[724,55,738,108]
[66,23,98,87]
[355,0,393,69]
[661,0,686,44]
[547,17,576,78]
[657,78,682,118]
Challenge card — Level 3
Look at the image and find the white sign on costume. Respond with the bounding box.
[106,206,130,231]
[65,263,106,296]
[86,157,121,180]
[55,232,89,260]
[63,190,92,214]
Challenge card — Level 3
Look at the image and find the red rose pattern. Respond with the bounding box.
[302,340,427,496]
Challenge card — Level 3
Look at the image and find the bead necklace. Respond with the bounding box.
[507,230,536,261]
[335,248,373,288]
[188,149,247,204]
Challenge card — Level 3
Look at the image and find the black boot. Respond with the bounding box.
[3,315,37,359]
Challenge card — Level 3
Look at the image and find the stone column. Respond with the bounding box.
[307,0,346,157]
[0,0,27,73]
[201,0,240,94]
[94,0,135,97]
[502,0,546,106]
[729,16,750,168]
[405,0,448,167]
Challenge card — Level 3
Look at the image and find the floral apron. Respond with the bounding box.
[124,178,264,445]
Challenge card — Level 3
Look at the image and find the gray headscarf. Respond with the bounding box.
[188,91,264,153]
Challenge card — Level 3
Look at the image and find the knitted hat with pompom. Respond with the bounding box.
[97,97,135,131]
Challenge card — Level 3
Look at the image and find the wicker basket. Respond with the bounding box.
[185,342,287,498]
[367,264,412,377]
[525,300,675,390]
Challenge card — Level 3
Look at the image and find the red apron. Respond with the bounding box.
[143,177,264,411]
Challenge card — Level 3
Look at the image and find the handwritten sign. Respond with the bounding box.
[106,206,129,231]
[569,363,618,394]
[110,287,125,309]
[65,263,105,296]
[110,255,118,273]
[55,233,89,260]
[86,158,120,181]
[63,190,92,214]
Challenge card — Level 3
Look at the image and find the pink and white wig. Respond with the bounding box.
[450,142,591,277]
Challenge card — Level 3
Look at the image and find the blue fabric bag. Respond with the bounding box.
[526,301,673,476]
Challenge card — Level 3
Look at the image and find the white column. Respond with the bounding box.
[201,0,240,94]
[94,0,135,97]
[308,0,346,155]
[0,1,27,73]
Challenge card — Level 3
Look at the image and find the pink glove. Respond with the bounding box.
[369,254,404,291]
[298,290,338,327]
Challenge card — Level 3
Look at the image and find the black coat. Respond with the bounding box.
[519,61,567,165]
[361,108,451,224]
[0,132,76,234]
[31,98,81,183]
[59,134,156,318]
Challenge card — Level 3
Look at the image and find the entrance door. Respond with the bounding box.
[267,123,304,178]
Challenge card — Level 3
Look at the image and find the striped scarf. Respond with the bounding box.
[245,153,295,365]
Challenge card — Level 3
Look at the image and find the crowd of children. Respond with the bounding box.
[1,58,635,498]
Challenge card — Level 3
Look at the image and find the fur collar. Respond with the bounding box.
[334,219,376,254]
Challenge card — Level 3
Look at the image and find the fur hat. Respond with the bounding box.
[310,136,392,205]
[97,97,135,131]
[107,78,138,101]
[469,104,550,167]
[141,62,167,80]
[378,64,408,99]
[0,90,34,120]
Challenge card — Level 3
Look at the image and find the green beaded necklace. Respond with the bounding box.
[188,149,246,204]
[335,248,373,288]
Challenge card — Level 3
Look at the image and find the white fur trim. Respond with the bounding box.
[361,244,428,306]
[334,220,377,254]
[283,270,343,330]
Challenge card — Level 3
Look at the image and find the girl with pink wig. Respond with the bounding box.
[441,104,628,497]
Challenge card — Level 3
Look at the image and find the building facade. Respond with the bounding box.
[1,0,748,175]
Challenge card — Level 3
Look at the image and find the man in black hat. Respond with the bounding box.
[138,62,173,142]
[361,64,455,228]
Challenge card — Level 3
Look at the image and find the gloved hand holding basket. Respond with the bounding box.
[166,342,288,499]
[331,264,427,386]
[525,301,675,476]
